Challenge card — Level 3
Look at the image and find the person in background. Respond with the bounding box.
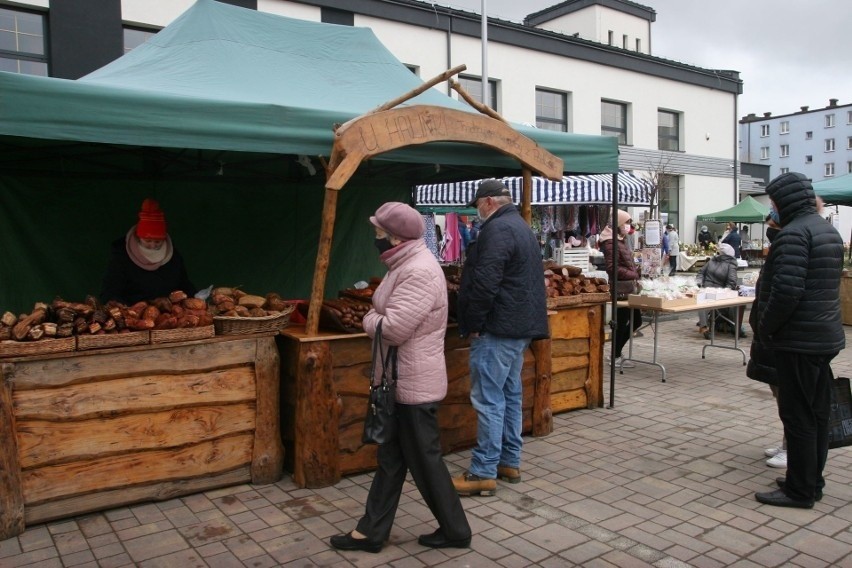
[694,243,739,338]
[457,217,471,252]
[100,198,196,305]
[697,225,713,250]
[600,210,642,369]
[661,227,671,270]
[666,224,680,274]
[721,222,742,258]
[455,179,549,496]
[330,202,471,553]
[753,172,845,509]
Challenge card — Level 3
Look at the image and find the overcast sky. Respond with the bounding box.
[444,0,852,117]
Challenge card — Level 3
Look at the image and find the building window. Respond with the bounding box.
[848,161,852,174]
[622,34,628,49]
[760,124,770,137]
[635,38,641,51]
[825,114,835,128]
[825,138,835,152]
[780,144,789,157]
[805,155,813,163]
[780,167,790,174]
[848,110,852,124]
[405,64,419,76]
[825,163,835,176]
[658,174,679,230]
[0,6,47,76]
[601,100,627,144]
[535,88,568,132]
[607,30,614,45]
[657,109,680,151]
[457,74,497,110]
[780,121,789,134]
[806,131,813,140]
[760,146,769,160]
[123,27,157,53]
[847,136,852,150]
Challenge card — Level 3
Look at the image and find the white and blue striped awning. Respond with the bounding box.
[415,170,651,206]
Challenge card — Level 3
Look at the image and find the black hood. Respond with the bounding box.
[765,172,816,226]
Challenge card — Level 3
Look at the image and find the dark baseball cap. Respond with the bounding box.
[467,179,511,206]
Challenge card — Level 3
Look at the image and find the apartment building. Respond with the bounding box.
[0,0,743,243]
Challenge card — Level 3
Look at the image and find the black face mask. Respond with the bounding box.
[374,237,394,254]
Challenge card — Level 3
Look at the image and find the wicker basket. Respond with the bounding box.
[0,337,76,358]
[150,325,215,344]
[213,305,295,336]
[76,331,150,351]
[546,295,583,309]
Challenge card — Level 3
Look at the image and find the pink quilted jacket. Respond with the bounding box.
[362,239,448,404]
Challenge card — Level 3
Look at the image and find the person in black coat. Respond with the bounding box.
[100,198,196,305]
[455,179,548,496]
[697,225,713,250]
[753,172,845,509]
[721,222,742,258]
[695,242,739,337]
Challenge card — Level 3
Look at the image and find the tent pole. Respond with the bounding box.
[521,168,532,224]
[609,171,619,409]
[306,188,339,336]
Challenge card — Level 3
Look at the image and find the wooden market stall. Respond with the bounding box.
[0,334,283,540]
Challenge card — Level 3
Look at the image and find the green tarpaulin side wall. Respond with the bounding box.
[813,173,852,206]
[0,172,409,314]
[696,195,769,223]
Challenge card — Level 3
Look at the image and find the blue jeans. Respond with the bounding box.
[469,333,531,479]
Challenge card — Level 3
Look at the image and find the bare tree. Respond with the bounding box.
[642,152,676,220]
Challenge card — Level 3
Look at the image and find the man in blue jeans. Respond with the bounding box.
[455,179,549,496]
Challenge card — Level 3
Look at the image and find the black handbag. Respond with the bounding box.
[362,319,399,445]
[828,375,852,450]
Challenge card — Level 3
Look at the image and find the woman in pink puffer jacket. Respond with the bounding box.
[330,203,471,555]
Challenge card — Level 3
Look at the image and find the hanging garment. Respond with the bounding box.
[422,213,441,260]
[442,212,462,262]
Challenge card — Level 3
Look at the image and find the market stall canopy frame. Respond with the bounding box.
[414,170,651,206]
[696,195,769,223]
[0,0,617,174]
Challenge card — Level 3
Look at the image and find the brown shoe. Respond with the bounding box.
[453,472,497,496]
[698,326,709,334]
[497,465,521,484]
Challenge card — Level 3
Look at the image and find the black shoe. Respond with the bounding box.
[329,532,383,553]
[418,529,471,549]
[703,330,711,340]
[755,489,813,509]
[775,477,823,501]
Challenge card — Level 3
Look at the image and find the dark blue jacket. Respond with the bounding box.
[722,228,742,258]
[754,172,845,355]
[458,205,549,339]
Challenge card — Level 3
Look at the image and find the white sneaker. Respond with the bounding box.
[612,356,636,369]
[766,450,787,468]
[764,446,782,458]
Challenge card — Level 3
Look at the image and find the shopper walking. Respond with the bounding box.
[454,179,549,496]
[753,172,845,509]
[666,224,680,274]
[330,202,471,553]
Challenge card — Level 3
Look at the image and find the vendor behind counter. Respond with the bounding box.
[100,198,196,305]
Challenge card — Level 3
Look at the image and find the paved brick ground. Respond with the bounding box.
[2,313,851,567]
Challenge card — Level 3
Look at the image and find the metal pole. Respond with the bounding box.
[481,0,488,106]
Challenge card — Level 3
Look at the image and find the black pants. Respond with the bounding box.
[356,402,470,543]
[614,307,643,358]
[775,351,836,501]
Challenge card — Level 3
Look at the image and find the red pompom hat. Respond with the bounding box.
[135,198,167,239]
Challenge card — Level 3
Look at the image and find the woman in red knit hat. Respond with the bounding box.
[100,198,196,304]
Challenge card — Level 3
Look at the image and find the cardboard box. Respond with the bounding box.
[627,294,696,309]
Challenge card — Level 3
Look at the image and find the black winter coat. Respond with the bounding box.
[458,204,549,339]
[696,254,737,289]
[697,230,713,249]
[754,172,845,355]
[746,227,779,386]
[100,238,196,305]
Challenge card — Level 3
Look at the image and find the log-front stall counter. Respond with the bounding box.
[279,297,605,489]
[0,334,283,540]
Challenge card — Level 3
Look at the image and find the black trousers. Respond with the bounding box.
[614,307,643,358]
[356,402,471,543]
[775,350,836,501]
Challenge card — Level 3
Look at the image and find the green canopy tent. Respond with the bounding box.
[813,173,852,206]
[696,195,769,223]
[0,0,618,313]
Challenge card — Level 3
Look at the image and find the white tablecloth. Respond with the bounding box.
[678,253,710,271]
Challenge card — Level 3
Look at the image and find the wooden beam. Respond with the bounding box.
[366,64,467,116]
[0,367,25,540]
[306,188,339,336]
[251,336,284,484]
[530,339,553,437]
[522,167,533,224]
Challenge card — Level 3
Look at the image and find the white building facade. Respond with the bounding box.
[0,0,744,244]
